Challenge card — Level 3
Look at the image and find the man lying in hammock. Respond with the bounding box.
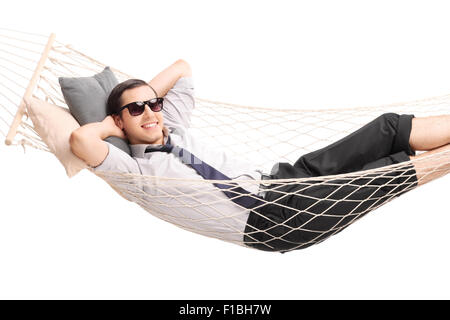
[70,59,450,253]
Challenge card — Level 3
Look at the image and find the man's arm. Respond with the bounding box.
[69,115,125,167]
[148,59,192,97]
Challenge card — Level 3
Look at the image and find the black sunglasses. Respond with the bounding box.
[118,98,164,116]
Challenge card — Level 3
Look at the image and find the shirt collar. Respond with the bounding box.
[130,125,171,158]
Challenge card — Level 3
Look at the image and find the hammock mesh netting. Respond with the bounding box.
[1,29,449,252]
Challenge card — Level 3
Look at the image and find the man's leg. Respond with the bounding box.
[338,114,450,187]
[246,113,450,252]
[409,143,450,186]
[409,115,450,151]
[292,112,416,177]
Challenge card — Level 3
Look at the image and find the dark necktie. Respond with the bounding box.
[145,135,265,210]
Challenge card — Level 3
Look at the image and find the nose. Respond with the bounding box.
[141,104,159,121]
[143,104,156,116]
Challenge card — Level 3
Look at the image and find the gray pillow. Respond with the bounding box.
[59,66,131,155]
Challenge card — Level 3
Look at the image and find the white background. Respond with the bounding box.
[1,0,450,299]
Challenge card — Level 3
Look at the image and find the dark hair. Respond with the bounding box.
[107,79,149,116]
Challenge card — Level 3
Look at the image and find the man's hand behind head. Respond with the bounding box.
[103,115,126,140]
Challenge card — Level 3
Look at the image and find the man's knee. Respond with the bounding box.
[372,112,400,131]
[380,112,399,122]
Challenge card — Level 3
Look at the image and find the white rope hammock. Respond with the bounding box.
[1,30,449,253]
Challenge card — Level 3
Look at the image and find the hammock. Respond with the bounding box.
[1,29,449,253]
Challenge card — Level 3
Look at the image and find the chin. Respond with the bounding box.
[146,134,164,145]
[131,129,164,145]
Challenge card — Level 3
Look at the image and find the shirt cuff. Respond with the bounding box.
[173,76,194,90]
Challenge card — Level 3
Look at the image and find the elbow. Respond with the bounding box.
[176,58,188,65]
[176,59,192,77]
[69,129,84,156]
[69,129,79,147]
[69,130,76,148]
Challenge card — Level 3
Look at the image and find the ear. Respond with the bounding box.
[112,114,124,130]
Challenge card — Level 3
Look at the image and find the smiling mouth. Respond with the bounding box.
[141,122,158,129]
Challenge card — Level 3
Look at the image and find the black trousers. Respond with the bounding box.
[244,113,419,252]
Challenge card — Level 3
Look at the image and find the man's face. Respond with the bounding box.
[113,85,165,145]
